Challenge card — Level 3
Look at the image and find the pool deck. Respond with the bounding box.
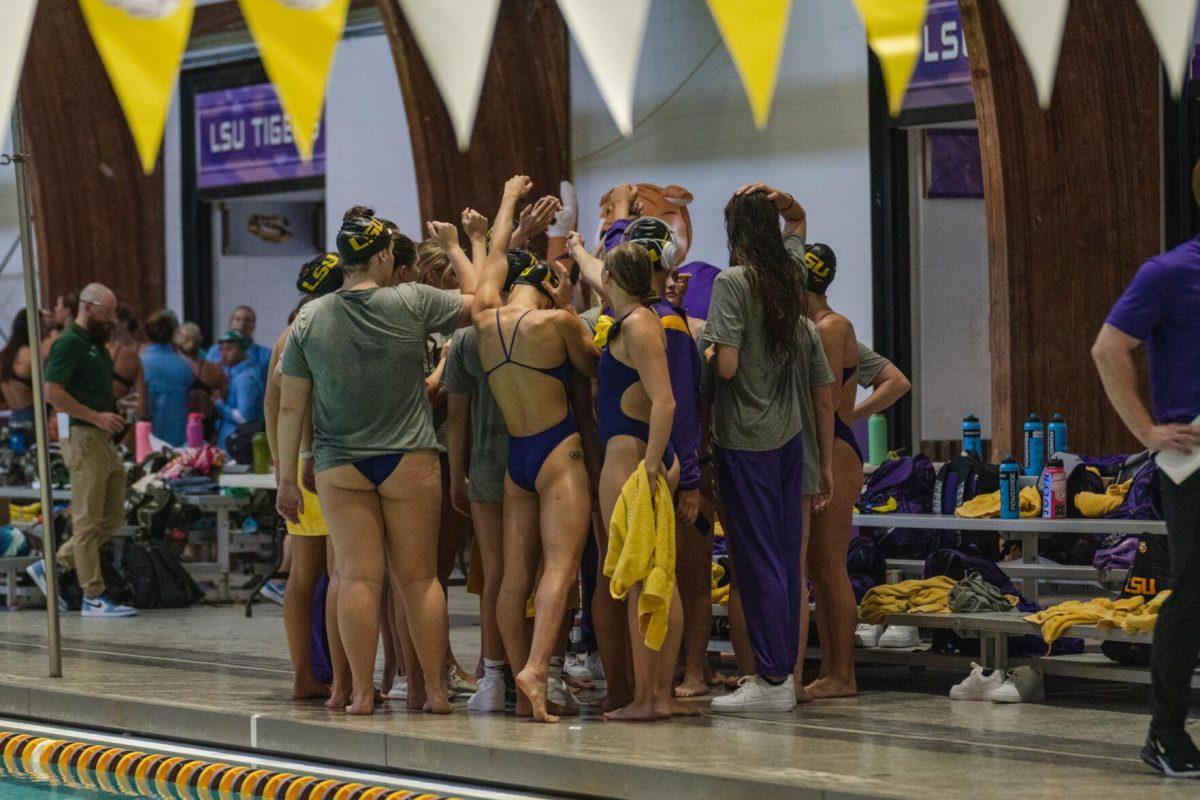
[0,598,1197,799]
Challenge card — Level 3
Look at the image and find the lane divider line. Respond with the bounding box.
[0,731,458,800]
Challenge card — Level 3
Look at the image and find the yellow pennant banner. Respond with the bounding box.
[78,0,195,174]
[705,0,790,129]
[852,0,928,116]
[238,0,349,162]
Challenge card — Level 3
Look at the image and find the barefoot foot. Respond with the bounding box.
[804,677,858,699]
[673,676,710,698]
[345,687,375,715]
[656,697,702,718]
[515,668,558,723]
[603,701,659,722]
[292,678,331,701]
[423,689,451,715]
[325,685,349,711]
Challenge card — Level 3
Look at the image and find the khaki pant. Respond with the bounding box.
[58,424,125,598]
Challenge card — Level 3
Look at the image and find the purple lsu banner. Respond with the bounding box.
[195,83,325,189]
[904,0,973,112]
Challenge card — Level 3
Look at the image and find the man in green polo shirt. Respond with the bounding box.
[37,283,136,617]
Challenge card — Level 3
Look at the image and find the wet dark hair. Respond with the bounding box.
[144,310,177,345]
[116,304,140,336]
[724,190,808,366]
[604,243,655,302]
[0,309,31,383]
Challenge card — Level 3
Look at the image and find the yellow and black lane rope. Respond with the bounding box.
[0,731,460,800]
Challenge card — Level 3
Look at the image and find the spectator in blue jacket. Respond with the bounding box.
[205,305,271,385]
[140,310,194,447]
[214,329,264,451]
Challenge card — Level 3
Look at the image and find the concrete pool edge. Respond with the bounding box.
[0,679,877,800]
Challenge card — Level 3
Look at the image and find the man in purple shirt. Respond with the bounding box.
[1094,163,1200,779]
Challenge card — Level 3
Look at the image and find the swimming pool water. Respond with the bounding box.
[0,769,132,799]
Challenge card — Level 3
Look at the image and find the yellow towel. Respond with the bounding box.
[710,561,728,605]
[955,486,1041,519]
[605,462,676,650]
[1023,591,1171,652]
[1074,480,1131,518]
[858,576,956,624]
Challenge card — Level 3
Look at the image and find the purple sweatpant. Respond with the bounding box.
[716,433,804,677]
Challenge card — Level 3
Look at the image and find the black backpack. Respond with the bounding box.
[224,419,264,464]
[1101,534,1171,666]
[121,535,205,609]
[933,453,1001,560]
[55,542,134,610]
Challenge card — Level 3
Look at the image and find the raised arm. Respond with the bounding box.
[510,195,562,251]
[566,231,609,307]
[734,181,806,239]
[474,175,533,316]
[427,220,477,295]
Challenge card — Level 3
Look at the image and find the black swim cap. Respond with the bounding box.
[505,250,559,299]
[804,242,837,295]
[296,252,344,297]
[336,215,391,263]
[623,216,676,270]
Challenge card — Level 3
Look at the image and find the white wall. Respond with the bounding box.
[569,0,873,341]
[912,135,990,443]
[323,33,421,246]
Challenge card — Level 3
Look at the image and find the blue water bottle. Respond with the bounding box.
[1047,413,1068,456]
[1000,455,1020,520]
[962,414,982,459]
[1023,413,1044,477]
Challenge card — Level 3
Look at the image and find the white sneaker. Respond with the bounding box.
[584,651,605,683]
[81,595,137,618]
[259,578,286,606]
[877,625,920,649]
[563,651,593,683]
[446,668,477,699]
[387,677,408,701]
[25,560,68,612]
[854,623,887,648]
[710,676,796,714]
[547,673,580,713]
[949,662,1005,700]
[988,667,1044,703]
[466,673,506,713]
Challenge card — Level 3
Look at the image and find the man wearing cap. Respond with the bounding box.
[214,329,265,452]
[205,305,272,385]
[32,283,137,617]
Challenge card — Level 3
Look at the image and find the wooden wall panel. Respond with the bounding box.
[959,0,1160,456]
[376,0,569,227]
[18,0,164,317]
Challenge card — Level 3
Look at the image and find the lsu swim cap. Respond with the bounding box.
[623,216,676,270]
[804,242,837,295]
[218,329,249,350]
[336,215,391,263]
[505,250,560,299]
[296,252,344,297]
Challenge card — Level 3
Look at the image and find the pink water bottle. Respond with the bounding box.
[135,421,153,464]
[1041,458,1067,519]
[186,413,204,449]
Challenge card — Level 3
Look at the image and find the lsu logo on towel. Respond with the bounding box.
[805,250,830,278]
[298,253,339,292]
[347,218,384,251]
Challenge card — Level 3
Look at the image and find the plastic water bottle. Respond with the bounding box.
[1000,456,1020,520]
[1023,413,1044,477]
[962,414,982,459]
[186,413,204,449]
[135,421,152,464]
[868,414,888,466]
[1041,458,1066,519]
[1047,413,1068,456]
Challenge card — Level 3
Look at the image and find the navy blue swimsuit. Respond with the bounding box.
[485,309,578,492]
[596,311,676,470]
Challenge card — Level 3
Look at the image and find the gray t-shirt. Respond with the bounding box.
[703,266,834,452]
[857,342,889,388]
[579,305,603,335]
[442,326,507,504]
[281,284,463,472]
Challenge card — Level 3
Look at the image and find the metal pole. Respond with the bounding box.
[8,101,62,677]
